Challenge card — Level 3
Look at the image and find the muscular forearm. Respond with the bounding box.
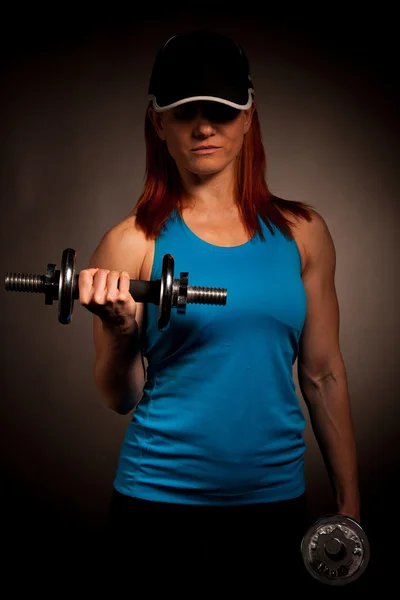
[94,322,145,414]
[299,364,360,519]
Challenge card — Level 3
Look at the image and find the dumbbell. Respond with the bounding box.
[301,514,370,586]
[4,248,228,331]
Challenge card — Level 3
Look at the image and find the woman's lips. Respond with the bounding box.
[191,146,221,155]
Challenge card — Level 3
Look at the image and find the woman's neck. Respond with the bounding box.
[180,163,237,214]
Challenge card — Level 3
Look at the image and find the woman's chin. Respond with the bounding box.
[187,159,228,177]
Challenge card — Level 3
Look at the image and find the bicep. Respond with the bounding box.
[298,214,343,382]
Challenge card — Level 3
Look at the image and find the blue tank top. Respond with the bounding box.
[114,210,308,505]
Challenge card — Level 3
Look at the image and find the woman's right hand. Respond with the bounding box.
[78,268,137,333]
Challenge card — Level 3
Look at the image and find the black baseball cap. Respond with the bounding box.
[148,30,255,112]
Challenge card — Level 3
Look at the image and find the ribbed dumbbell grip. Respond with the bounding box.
[186,286,227,306]
[4,273,46,293]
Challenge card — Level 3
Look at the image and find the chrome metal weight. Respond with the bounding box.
[4,248,228,331]
[58,248,76,324]
[301,514,370,586]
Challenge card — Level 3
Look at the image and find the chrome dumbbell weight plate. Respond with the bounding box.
[301,514,370,586]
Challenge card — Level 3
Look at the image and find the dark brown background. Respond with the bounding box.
[1,7,398,590]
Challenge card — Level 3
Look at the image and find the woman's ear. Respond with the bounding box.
[148,106,166,141]
[243,100,256,134]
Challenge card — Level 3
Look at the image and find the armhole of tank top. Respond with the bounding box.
[274,210,307,277]
[139,236,156,361]
[292,236,304,276]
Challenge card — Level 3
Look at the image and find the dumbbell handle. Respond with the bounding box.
[70,274,161,305]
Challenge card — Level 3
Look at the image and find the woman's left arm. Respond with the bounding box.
[297,211,361,521]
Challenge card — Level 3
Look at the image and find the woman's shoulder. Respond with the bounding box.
[277,202,331,274]
[89,214,152,278]
[289,205,327,234]
[100,214,151,251]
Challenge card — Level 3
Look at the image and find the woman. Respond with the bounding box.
[79,30,360,590]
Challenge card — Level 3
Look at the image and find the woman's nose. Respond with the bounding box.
[192,113,215,137]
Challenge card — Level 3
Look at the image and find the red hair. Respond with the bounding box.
[134,104,314,239]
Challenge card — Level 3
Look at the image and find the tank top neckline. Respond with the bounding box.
[173,209,266,254]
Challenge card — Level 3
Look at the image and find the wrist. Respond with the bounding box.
[102,316,138,338]
[337,502,361,522]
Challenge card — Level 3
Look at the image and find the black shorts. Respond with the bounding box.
[105,488,309,592]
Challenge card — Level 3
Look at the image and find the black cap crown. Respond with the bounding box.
[148,30,255,112]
